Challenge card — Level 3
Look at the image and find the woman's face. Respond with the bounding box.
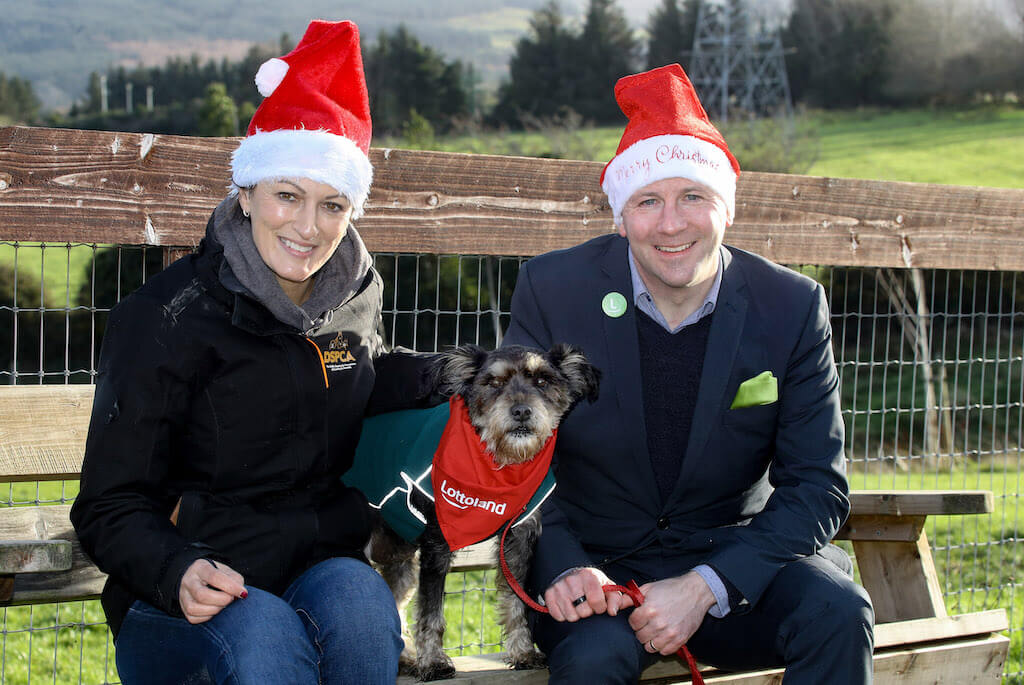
[238,178,354,305]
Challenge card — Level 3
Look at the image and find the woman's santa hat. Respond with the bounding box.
[231,20,373,218]
[601,64,740,225]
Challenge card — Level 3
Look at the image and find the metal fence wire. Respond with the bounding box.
[0,242,1020,683]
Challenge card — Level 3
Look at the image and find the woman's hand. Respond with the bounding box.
[178,559,248,624]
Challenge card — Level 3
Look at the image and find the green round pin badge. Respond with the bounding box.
[602,292,627,318]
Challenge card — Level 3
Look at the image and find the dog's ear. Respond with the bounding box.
[428,344,488,397]
[548,343,600,404]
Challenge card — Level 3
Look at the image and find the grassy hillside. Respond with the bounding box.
[426,105,1024,189]
[1,0,668,112]
[807,106,1024,188]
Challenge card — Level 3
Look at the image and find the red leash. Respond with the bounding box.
[499,522,704,684]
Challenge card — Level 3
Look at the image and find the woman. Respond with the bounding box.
[71,20,420,684]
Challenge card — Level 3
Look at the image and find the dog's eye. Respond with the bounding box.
[489,378,505,388]
[534,377,547,387]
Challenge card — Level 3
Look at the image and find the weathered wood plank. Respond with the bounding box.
[854,533,948,622]
[0,504,105,605]
[397,632,1010,684]
[873,610,1008,647]
[3,126,1023,269]
[849,490,994,516]
[451,539,497,572]
[0,385,93,482]
[838,514,925,542]
[0,540,71,574]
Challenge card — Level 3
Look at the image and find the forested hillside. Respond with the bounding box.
[2,0,636,109]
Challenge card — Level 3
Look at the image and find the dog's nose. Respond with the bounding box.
[511,404,532,422]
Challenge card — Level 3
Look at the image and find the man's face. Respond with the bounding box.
[617,176,729,304]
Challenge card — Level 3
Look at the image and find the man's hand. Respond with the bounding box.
[544,567,633,622]
[623,571,716,655]
[178,559,248,624]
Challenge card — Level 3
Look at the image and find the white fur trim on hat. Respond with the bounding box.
[602,134,737,225]
[230,128,373,219]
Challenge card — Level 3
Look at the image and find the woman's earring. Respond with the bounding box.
[242,209,250,218]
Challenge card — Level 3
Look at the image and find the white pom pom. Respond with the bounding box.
[254,58,289,98]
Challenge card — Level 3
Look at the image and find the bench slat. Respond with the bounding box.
[849,490,994,516]
[0,385,93,482]
[0,540,71,574]
[395,627,1009,684]
[0,504,105,605]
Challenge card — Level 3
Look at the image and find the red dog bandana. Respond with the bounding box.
[431,395,557,550]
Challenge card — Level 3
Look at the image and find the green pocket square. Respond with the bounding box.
[730,371,778,409]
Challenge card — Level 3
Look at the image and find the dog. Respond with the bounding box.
[358,343,599,681]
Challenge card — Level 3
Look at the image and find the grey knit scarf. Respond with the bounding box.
[210,196,373,333]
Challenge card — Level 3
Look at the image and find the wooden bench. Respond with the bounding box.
[0,384,1009,683]
[1,124,1019,682]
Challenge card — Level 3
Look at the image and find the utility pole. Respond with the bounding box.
[689,0,792,123]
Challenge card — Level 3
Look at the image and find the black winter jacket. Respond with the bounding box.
[70,226,421,638]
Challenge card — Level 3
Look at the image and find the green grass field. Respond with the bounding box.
[422,104,1024,189]
[806,106,1024,188]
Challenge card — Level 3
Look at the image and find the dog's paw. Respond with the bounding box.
[415,659,457,681]
[507,649,547,670]
[398,653,417,676]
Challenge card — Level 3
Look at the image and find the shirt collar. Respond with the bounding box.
[627,244,723,334]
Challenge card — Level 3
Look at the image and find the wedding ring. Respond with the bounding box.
[571,595,587,607]
[649,640,657,652]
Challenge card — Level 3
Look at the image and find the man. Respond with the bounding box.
[502,64,873,684]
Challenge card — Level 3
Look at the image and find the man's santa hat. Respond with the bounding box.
[231,20,373,218]
[601,64,740,225]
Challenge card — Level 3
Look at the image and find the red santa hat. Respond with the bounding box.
[601,64,740,225]
[231,20,373,218]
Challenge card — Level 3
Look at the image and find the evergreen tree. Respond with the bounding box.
[574,0,638,123]
[197,82,238,137]
[644,0,704,70]
[0,72,41,123]
[783,0,893,107]
[680,0,703,68]
[364,26,470,135]
[646,0,686,70]
[491,1,576,126]
[82,72,104,114]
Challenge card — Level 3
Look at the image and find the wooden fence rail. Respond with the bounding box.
[2,125,1024,270]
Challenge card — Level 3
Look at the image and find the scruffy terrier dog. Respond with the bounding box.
[368,343,599,681]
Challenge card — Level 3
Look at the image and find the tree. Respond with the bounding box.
[646,0,684,69]
[882,0,1024,105]
[197,82,238,137]
[646,0,702,70]
[783,0,894,107]
[81,72,104,115]
[491,1,577,126]
[0,71,41,123]
[574,0,638,123]
[364,26,471,135]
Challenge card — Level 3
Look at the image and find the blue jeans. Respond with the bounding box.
[115,557,402,684]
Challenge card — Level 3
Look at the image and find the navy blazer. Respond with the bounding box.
[502,233,849,608]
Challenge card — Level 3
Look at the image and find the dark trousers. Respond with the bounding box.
[532,551,874,685]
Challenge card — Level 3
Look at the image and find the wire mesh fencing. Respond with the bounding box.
[0,242,1020,682]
